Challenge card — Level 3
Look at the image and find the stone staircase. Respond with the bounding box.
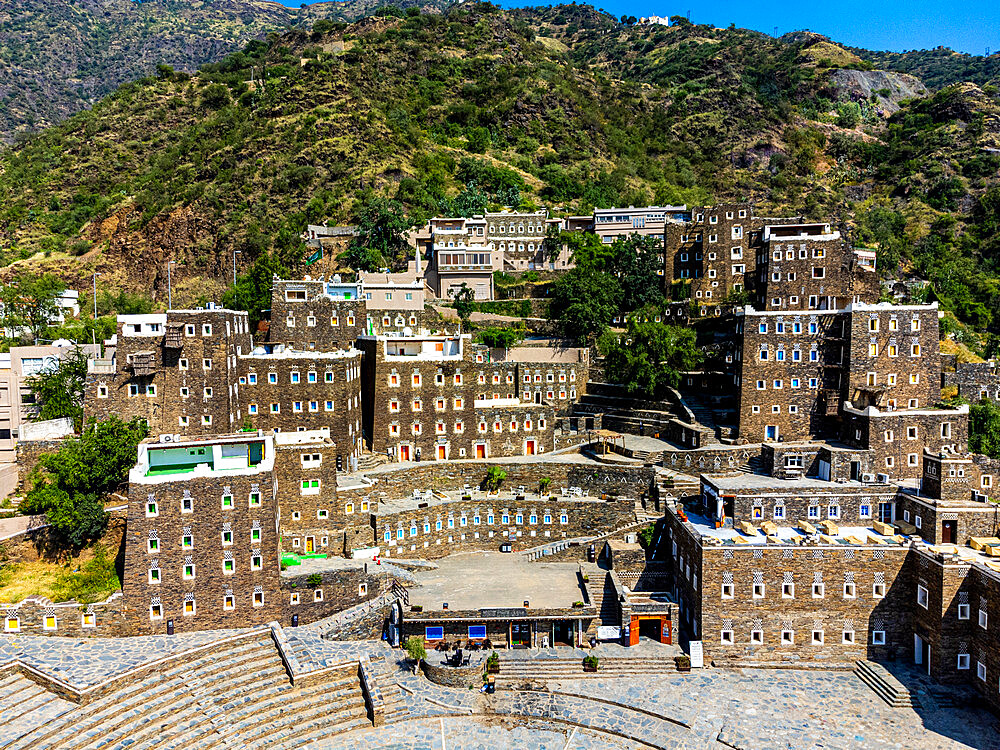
[854,661,918,708]
[0,675,73,747]
[3,634,372,750]
[356,451,390,472]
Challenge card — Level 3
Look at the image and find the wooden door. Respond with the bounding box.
[305,537,314,554]
[942,520,957,544]
[525,440,535,456]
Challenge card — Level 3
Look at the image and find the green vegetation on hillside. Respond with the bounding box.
[0,4,999,344]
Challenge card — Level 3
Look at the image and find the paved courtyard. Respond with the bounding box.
[337,656,1000,750]
[407,552,588,610]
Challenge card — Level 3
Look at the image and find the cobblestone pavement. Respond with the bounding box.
[0,630,242,687]
[548,670,1000,750]
[327,716,643,749]
[366,658,1000,750]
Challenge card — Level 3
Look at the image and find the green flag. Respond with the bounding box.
[305,247,323,265]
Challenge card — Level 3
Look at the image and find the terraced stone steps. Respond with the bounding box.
[495,656,677,684]
[854,660,918,708]
[0,677,73,746]
[4,636,286,750]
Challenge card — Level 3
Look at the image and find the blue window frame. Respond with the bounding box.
[468,625,487,640]
[425,626,444,640]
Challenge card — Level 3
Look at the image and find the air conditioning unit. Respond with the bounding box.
[861,473,875,483]
[158,433,175,443]
[876,473,890,484]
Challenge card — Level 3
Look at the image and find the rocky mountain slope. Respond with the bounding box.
[0,0,449,143]
[0,4,998,341]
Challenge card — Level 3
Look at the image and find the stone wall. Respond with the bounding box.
[84,309,251,437]
[342,462,654,503]
[0,593,134,637]
[240,351,363,466]
[943,361,1000,403]
[375,496,636,559]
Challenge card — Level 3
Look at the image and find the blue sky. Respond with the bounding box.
[284,0,997,55]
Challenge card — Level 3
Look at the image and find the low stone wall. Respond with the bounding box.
[14,438,67,491]
[661,446,753,475]
[280,567,390,625]
[421,656,484,688]
[321,600,395,641]
[343,461,655,503]
[0,593,134,637]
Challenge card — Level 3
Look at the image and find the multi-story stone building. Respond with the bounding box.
[85,308,253,437]
[664,203,758,306]
[357,333,554,462]
[268,277,365,350]
[123,433,284,631]
[239,344,364,469]
[753,222,878,312]
[733,302,957,468]
[484,210,550,271]
[122,431,385,633]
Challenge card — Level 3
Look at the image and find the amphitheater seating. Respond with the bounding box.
[0,633,372,750]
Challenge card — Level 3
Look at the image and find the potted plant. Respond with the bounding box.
[404,636,427,674]
[410,604,423,612]
[485,651,501,674]
[675,654,691,672]
[538,477,552,497]
[572,600,585,608]
[482,467,507,494]
[582,655,599,673]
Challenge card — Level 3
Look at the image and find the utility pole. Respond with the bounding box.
[167,261,176,310]
[92,271,99,353]
[233,250,242,287]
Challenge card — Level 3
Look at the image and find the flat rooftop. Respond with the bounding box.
[704,473,894,492]
[685,511,904,547]
[407,552,588,611]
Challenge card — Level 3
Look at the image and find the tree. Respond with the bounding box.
[404,636,427,673]
[21,416,148,548]
[0,273,65,344]
[222,251,289,332]
[25,346,90,429]
[549,267,621,342]
[970,399,1000,459]
[452,284,476,326]
[482,466,507,492]
[599,312,704,399]
[474,326,524,349]
[342,197,411,272]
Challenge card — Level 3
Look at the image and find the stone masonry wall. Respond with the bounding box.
[375,497,635,559]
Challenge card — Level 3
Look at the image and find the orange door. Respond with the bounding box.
[476,444,486,459]
[525,440,536,456]
[400,445,410,461]
[305,537,314,553]
[437,445,446,460]
[629,615,640,646]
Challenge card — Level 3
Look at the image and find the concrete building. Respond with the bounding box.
[593,205,688,246]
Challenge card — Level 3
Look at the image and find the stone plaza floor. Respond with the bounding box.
[335,657,1000,750]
